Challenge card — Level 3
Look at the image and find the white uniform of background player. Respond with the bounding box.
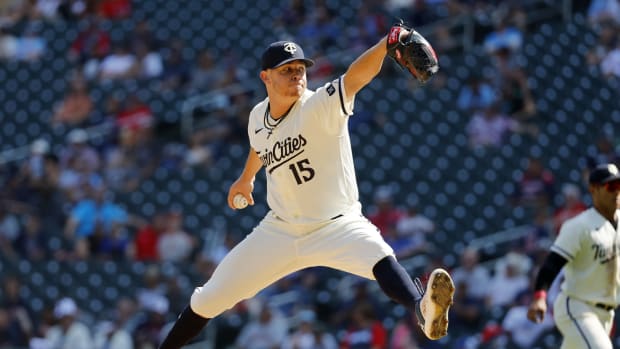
[528,163,620,349]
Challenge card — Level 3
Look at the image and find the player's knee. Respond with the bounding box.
[190,285,238,318]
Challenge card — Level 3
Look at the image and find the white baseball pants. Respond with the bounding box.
[553,292,614,349]
[190,207,394,318]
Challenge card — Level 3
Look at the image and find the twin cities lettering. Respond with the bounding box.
[592,242,620,264]
[259,134,307,168]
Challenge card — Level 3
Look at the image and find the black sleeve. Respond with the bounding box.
[534,251,568,291]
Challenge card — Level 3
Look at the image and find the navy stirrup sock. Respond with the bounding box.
[158,305,210,349]
[372,256,422,308]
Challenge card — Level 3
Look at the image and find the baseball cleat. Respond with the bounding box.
[414,268,454,340]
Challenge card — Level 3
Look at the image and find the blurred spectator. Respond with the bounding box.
[183,130,213,170]
[57,0,92,21]
[282,310,337,349]
[368,185,404,237]
[93,297,138,349]
[130,212,165,261]
[600,38,620,80]
[585,25,617,70]
[133,297,169,349]
[0,275,33,347]
[103,128,142,192]
[130,20,159,50]
[93,320,134,349]
[235,305,288,349]
[483,16,523,54]
[136,266,167,313]
[329,280,383,329]
[552,183,587,234]
[465,104,531,149]
[210,303,250,349]
[14,213,47,260]
[486,252,531,308]
[340,301,387,349]
[354,2,386,48]
[15,23,46,61]
[582,132,620,173]
[115,94,154,133]
[0,0,26,28]
[450,280,485,338]
[392,203,435,258]
[52,75,94,127]
[390,315,424,349]
[44,297,92,349]
[0,206,20,258]
[0,26,17,60]
[58,130,103,203]
[59,128,100,173]
[522,210,553,254]
[129,41,163,80]
[405,0,438,27]
[456,76,496,112]
[431,25,459,54]
[91,218,132,258]
[96,0,131,20]
[156,211,196,262]
[450,247,490,301]
[512,156,555,210]
[279,0,307,27]
[105,126,157,193]
[63,185,128,258]
[587,0,620,28]
[32,0,64,20]
[501,291,554,348]
[189,49,223,92]
[490,47,536,120]
[160,40,191,90]
[97,41,137,81]
[68,18,110,64]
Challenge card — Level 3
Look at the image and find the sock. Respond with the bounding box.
[158,305,210,349]
[372,255,422,309]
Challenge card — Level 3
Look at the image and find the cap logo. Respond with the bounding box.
[283,42,297,54]
[609,164,619,175]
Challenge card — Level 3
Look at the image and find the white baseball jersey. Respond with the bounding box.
[248,76,358,224]
[551,207,620,306]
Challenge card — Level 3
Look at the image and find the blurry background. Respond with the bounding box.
[0,0,619,348]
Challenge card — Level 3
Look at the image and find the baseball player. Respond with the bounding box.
[527,163,620,349]
[159,23,453,349]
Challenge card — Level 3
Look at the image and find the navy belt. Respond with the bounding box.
[595,303,615,311]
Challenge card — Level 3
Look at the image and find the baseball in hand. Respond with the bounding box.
[233,194,248,209]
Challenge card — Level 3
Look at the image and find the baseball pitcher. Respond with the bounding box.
[159,22,453,349]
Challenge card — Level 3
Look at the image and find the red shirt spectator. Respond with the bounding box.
[368,187,404,236]
[116,94,154,131]
[132,213,166,261]
[69,20,110,63]
[97,0,131,19]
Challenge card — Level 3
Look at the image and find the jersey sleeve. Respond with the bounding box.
[305,76,355,134]
[550,218,584,261]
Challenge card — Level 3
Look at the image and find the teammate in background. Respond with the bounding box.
[527,163,620,349]
[159,24,454,349]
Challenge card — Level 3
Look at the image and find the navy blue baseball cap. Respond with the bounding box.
[261,41,314,70]
[589,163,620,184]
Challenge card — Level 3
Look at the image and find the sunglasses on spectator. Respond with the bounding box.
[603,181,620,192]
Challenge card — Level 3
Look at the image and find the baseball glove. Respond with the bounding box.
[387,22,439,83]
